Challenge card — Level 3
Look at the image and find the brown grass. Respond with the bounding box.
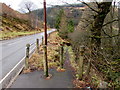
[23,32,66,73]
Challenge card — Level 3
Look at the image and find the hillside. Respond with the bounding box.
[33,4,86,28]
[0,3,29,20]
[0,3,43,40]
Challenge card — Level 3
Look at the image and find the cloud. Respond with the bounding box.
[1,0,119,11]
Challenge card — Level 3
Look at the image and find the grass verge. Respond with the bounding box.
[0,30,44,40]
[23,32,65,73]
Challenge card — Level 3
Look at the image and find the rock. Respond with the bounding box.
[98,81,108,88]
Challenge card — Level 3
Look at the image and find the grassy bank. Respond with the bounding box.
[1,15,44,40]
[23,32,65,73]
[0,30,43,40]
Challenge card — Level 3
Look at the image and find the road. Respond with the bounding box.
[0,29,55,80]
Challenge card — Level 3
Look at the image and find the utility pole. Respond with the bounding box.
[43,0,48,77]
[44,0,47,45]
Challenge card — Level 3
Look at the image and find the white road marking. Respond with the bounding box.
[0,30,56,88]
[0,56,25,84]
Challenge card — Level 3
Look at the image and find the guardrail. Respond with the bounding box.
[0,31,55,89]
[25,37,44,69]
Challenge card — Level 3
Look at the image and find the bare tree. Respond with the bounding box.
[78,0,113,52]
[19,0,37,29]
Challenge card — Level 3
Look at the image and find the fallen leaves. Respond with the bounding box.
[45,74,52,80]
[73,79,90,88]
[22,68,31,74]
[56,67,66,72]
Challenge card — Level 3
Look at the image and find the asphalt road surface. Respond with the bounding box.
[0,29,55,80]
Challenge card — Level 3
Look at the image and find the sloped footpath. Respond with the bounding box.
[9,32,74,88]
[10,50,74,88]
[10,68,73,88]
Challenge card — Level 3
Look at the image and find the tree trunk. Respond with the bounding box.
[118,7,120,57]
[91,2,112,50]
[109,6,114,55]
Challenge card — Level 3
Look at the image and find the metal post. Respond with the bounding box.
[43,45,49,77]
[25,44,30,68]
[43,0,48,77]
[44,0,47,45]
[36,39,39,53]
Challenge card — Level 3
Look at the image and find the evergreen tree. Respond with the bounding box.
[68,20,74,33]
[59,10,68,39]
[55,9,64,30]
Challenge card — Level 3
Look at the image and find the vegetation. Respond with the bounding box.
[0,31,41,40]
[67,20,74,33]
[23,32,64,73]
[0,15,41,40]
[56,1,120,89]
[55,9,74,39]
[33,4,84,28]
[1,1,120,89]
[1,13,42,40]
[0,3,44,40]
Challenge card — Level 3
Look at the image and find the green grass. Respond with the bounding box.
[0,31,41,40]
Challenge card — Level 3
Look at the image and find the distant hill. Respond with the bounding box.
[0,3,29,20]
[33,4,86,28]
[0,3,43,32]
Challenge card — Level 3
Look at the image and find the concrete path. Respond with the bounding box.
[10,40,74,88]
[10,68,73,88]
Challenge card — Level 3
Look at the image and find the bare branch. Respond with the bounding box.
[77,0,99,13]
[102,19,119,27]
[102,29,120,38]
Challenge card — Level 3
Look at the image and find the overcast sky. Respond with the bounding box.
[0,0,80,11]
[0,0,120,11]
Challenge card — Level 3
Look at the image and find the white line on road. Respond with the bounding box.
[0,56,25,84]
[0,45,36,85]
[0,30,56,88]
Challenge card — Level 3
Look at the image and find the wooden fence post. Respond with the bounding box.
[78,45,85,80]
[25,44,30,68]
[42,36,44,45]
[86,59,91,76]
[86,47,92,76]
[43,45,49,77]
[60,44,64,68]
[36,39,39,53]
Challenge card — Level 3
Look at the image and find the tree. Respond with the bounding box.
[19,0,36,13]
[19,0,37,29]
[55,9,64,31]
[90,1,113,50]
[117,1,120,57]
[56,9,74,38]
[67,1,119,88]
[67,20,74,33]
[77,0,113,49]
[59,10,68,39]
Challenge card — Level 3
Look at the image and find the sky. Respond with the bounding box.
[0,0,120,12]
[0,0,80,11]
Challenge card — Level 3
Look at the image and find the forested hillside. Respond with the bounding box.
[33,4,85,28]
[56,2,120,88]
